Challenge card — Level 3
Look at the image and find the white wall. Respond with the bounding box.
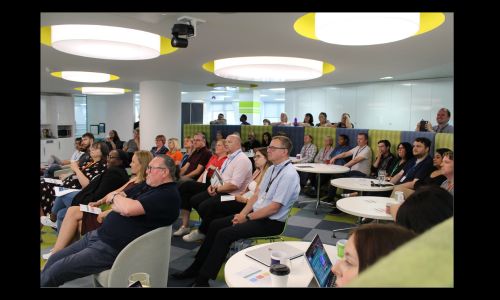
[87,94,135,141]
[285,78,453,131]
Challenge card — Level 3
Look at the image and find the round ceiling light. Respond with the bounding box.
[51,71,119,83]
[315,13,420,45]
[41,24,178,60]
[206,56,334,82]
[75,87,131,95]
[294,13,445,46]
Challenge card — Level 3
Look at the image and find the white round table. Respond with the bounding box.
[336,196,397,221]
[330,177,394,195]
[294,163,350,214]
[224,241,337,287]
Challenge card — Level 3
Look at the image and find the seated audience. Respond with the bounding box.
[415,107,454,133]
[332,113,354,128]
[332,223,416,287]
[210,130,224,152]
[49,149,129,230]
[180,136,193,167]
[307,135,335,196]
[240,114,251,125]
[370,140,395,177]
[166,137,183,165]
[174,139,228,236]
[298,113,314,127]
[440,151,454,196]
[262,119,271,126]
[386,142,413,181]
[179,132,212,181]
[150,134,169,157]
[390,186,453,235]
[272,112,291,126]
[413,148,451,190]
[105,130,124,150]
[123,128,140,162]
[43,137,84,178]
[40,156,181,287]
[210,113,227,125]
[293,134,318,189]
[316,112,332,127]
[242,131,261,152]
[42,150,153,260]
[171,136,300,287]
[182,134,252,242]
[261,132,272,147]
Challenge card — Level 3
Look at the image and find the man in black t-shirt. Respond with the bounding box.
[391,137,434,190]
[41,155,181,287]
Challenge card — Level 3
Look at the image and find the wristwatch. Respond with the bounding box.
[245,214,251,221]
[110,193,118,204]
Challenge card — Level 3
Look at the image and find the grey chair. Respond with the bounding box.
[93,225,172,287]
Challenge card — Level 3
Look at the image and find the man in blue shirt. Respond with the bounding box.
[391,137,434,190]
[41,156,181,287]
[171,136,300,287]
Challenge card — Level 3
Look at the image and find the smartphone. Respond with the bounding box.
[419,120,428,132]
[128,280,143,288]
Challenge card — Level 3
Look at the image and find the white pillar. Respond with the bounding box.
[139,81,181,151]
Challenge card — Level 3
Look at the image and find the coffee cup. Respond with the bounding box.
[270,250,288,266]
[269,264,290,287]
[336,239,347,259]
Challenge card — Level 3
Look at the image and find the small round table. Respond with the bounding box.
[294,163,350,214]
[224,241,337,287]
[336,196,397,221]
[330,177,395,195]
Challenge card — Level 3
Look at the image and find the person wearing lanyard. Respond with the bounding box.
[294,134,318,190]
[182,134,253,243]
[171,136,300,287]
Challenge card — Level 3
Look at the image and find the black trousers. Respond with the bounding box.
[194,216,285,280]
[178,181,210,211]
[197,197,246,234]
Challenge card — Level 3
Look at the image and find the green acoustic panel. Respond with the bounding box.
[241,125,273,144]
[368,130,402,162]
[239,101,261,114]
[183,124,211,143]
[434,133,453,152]
[304,127,336,151]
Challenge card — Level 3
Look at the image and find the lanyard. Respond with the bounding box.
[353,146,367,159]
[322,147,332,160]
[265,161,291,193]
[437,123,449,133]
[221,150,242,174]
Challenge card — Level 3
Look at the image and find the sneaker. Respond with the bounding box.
[42,250,53,260]
[41,216,57,229]
[182,229,206,242]
[173,226,191,237]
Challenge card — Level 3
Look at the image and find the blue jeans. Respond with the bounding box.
[51,191,80,230]
[41,230,119,287]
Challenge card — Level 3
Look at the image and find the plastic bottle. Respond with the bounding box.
[293,117,298,126]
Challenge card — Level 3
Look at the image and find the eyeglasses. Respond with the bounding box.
[147,166,167,171]
[267,146,287,151]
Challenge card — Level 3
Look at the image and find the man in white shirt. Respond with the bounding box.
[330,133,372,177]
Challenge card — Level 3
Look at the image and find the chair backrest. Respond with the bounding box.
[95,225,172,287]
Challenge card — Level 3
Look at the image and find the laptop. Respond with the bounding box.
[304,234,336,288]
[245,242,304,267]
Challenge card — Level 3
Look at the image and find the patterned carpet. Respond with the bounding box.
[40,193,358,287]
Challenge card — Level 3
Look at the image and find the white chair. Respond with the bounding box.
[93,225,172,287]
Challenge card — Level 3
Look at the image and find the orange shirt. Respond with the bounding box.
[167,150,183,165]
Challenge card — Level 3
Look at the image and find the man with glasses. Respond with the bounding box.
[182,134,252,242]
[179,132,212,181]
[41,155,181,287]
[172,136,300,287]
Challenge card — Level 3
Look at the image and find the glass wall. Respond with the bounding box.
[74,95,87,137]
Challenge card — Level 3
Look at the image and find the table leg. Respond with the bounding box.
[315,174,321,214]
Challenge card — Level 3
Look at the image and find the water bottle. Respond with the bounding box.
[293,117,298,126]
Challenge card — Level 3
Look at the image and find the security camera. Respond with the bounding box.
[170,16,205,48]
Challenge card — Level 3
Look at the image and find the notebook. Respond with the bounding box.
[245,242,304,267]
[304,234,336,288]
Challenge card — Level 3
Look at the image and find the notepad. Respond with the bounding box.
[79,204,102,215]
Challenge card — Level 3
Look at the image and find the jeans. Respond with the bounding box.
[51,191,79,230]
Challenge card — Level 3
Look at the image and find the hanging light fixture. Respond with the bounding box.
[75,87,131,95]
[205,56,334,82]
[315,13,420,46]
[51,71,119,83]
[41,24,178,60]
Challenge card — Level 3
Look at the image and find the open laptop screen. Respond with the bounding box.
[305,234,336,287]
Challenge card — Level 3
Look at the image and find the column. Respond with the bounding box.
[139,81,181,152]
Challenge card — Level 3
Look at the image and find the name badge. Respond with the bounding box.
[400,176,406,183]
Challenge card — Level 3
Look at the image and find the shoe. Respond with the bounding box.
[361,218,374,224]
[171,269,199,280]
[41,216,57,229]
[173,226,191,237]
[42,250,53,260]
[183,229,206,242]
